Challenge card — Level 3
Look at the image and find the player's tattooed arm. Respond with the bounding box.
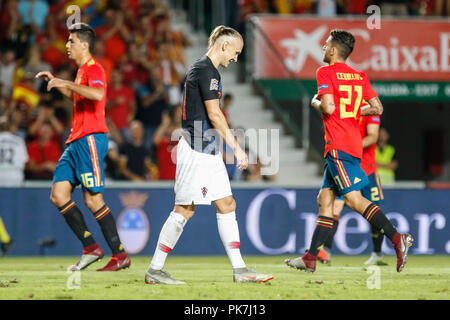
[311,93,335,115]
[361,97,383,116]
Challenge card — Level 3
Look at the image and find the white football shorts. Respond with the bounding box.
[174,136,232,205]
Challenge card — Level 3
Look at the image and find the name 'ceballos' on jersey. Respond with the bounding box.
[181,55,222,154]
[316,62,378,159]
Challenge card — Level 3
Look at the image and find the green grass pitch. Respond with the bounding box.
[0,255,449,300]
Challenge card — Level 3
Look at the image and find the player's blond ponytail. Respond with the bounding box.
[208,25,242,49]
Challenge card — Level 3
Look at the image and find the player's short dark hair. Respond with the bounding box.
[330,29,355,59]
[68,23,95,53]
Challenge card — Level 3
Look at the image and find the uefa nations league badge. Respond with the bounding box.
[117,192,150,254]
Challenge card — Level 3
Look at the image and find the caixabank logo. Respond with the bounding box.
[117,192,150,254]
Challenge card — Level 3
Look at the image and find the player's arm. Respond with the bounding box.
[35,72,73,99]
[313,67,335,115]
[361,96,383,116]
[47,80,105,102]
[311,93,335,115]
[361,74,383,116]
[205,99,248,170]
[363,123,380,148]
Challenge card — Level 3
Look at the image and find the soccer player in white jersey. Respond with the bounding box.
[144,26,273,285]
[0,116,29,254]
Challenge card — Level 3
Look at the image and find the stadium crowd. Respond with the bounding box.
[237,0,449,17]
[0,0,446,186]
[0,0,280,184]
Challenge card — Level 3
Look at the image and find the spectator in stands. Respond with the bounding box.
[0,115,28,187]
[23,45,51,91]
[291,0,315,14]
[93,40,114,85]
[28,102,63,143]
[221,93,233,126]
[96,8,131,65]
[25,121,61,180]
[10,71,40,120]
[0,47,16,98]
[154,41,185,105]
[316,0,337,16]
[153,104,182,180]
[9,106,26,139]
[17,0,49,32]
[336,0,367,14]
[118,120,152,181]
[1,0,34,60]
[104,119,123,181]
[36,14,69,72]
[0,84,7,116]
[119,42,150,90]
[106,69,136,141]
[131,13,156,59]
[153,14,191,67]
[376,127,398,186]
[379,0,409,15]
[431,0,450,16]
[136,64,169,151]
[39,65,72,111]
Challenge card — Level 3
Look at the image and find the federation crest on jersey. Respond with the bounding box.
[210,78,219,91]
[201,187,208,198]
[117,192,150,254]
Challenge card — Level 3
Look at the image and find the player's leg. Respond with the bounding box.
[145,204,194,285]
[319,196,344,264]
[361,173,386,265]
[343,190,412,272]
[285,187,338,272]
[82,191,130,271]
[214,196,246,269]
[214,195,273,283]
[74,133,129,271]
[50,180,103,270]
[150,204,194,270]
[50,181,97,249]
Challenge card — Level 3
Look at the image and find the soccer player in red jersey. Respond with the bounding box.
[285,29,413,273]
[317,108,387,265]
[36,23,130,271]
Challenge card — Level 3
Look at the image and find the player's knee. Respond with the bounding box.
[227,197,237,212]
[50,190,68,208]
[217,196,236,213]
[343,193,358,210]
[174,204,196,220]
[317,192,332,208]
[178,209,195,220]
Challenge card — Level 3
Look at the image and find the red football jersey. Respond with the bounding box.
[359,114,380,176]
[316,63,377,159]
[66,58,108,144]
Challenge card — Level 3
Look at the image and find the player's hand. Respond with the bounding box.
[47,78,67,91]
[311,94,321,108]
[235,148,248,170]
[35,71,55,82]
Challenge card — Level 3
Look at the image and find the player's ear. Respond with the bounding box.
[222,40,228,52]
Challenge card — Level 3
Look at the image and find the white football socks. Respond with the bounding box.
[150,211,187,270]
[217,211,246,269]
